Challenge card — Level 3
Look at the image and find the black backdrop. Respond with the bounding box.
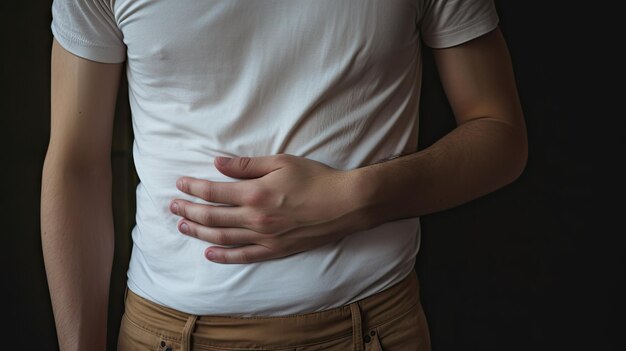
[1,1,624,350]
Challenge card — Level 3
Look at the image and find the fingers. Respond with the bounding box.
[177,218,282,264]
[177,220,260,246]
[176,177,251,206]
[214,154,290,179]
[176,216,281,264]
[170,199,251,228]
[204,245,277,264]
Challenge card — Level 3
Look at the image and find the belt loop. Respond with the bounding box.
[181,314,198,351]
[350,302,364,351]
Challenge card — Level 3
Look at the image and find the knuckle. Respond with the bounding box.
[246,188,269,206]
[201,211,214,226]
[213,230,229,245]
[235,251,250,264]
[200,183,213,201]
[237,157,252,171]
[252,214,273,232]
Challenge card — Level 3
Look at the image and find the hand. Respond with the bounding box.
[169,154,370,264]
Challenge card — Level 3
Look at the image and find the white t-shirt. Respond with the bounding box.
[51,0,499,316]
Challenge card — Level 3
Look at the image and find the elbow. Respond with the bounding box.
[43,142,112,178]
[42,152,112,182]
[477,114,529,186]
[505,128,529,185]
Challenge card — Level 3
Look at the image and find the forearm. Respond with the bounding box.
[41,156,114,351]
[355,116,528,225]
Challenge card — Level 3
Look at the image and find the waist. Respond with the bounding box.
[127,217,421,315]
[124,271,420,348]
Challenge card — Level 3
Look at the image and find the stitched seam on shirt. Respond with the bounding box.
[53,23,119,50]
[428,12,496,38]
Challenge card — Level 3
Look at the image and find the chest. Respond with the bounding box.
[115,0,420,78]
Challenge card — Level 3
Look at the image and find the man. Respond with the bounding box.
[41,0,527,350]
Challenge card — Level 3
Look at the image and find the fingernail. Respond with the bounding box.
[179,222,188,234]
[205,250,216,260]
[216,157,232,166]
[176,179,183,190]
[170,202,179,214]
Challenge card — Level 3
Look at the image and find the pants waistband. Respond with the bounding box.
[124,272,420,350]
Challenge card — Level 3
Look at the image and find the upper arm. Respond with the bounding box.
[431,27,526,133]
[48,38,123,168]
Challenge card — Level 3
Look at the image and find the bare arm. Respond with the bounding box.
[357,26,528,221]
[41,39,122,351]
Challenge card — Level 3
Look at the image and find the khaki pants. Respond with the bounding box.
[117,272,431,351]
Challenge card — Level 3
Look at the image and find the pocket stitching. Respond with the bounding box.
[122,312,181,342]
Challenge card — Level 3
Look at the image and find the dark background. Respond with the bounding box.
[1,1,624,350]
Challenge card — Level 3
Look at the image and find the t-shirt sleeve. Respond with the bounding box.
[419,0,499,49]
[51,0,126,63]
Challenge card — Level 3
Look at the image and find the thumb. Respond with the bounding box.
[214,156,283,179]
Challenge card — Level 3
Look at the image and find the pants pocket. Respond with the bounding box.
[118,312,178,351]
[370,301,431,351]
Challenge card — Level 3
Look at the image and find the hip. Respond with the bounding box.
[118,271,431,351]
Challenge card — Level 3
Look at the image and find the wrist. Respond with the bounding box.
[341,166,389,230]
